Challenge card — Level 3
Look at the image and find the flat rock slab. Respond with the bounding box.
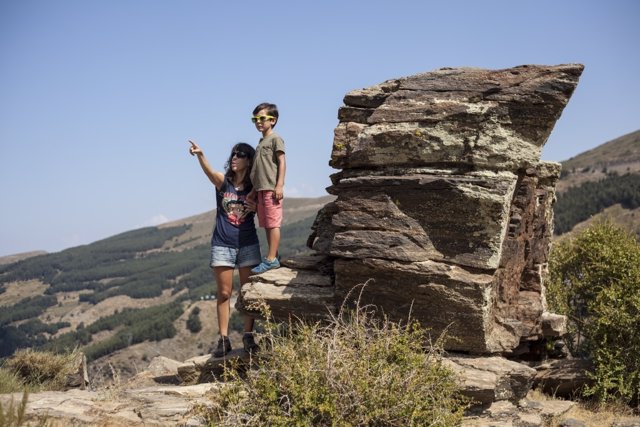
[0,384,218,426]
[238,267,336,321]
[463,398,576,427]
[444,355,536,405]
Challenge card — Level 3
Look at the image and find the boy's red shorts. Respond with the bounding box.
[256,190,283,228]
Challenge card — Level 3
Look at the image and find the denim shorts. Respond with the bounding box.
[210,243,261,268]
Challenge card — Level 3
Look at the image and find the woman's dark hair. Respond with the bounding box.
[224,142,255,189]
[253,102,279,127]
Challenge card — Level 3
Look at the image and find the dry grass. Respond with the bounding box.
[549,400,638,427]
[1,348,83,393]
[527,389,639,426]
[0,369,26,394]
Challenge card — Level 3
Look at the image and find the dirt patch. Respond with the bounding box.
[42,289,181,333]
[0,279,49,307]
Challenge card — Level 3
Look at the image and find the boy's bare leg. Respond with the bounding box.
[266,227,280,260]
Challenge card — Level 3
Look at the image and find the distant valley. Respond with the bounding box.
[0,195,334,381]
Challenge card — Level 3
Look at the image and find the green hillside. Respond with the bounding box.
[553,172,640,235]
[557,129,640,193]
[554,129,640,236]
[0,197,334,360]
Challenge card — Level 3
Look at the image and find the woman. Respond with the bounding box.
[189,140,260,357]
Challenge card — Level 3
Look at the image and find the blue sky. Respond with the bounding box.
[1,1,638,257]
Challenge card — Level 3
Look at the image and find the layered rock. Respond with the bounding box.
[331,65,582,171]
[239,64,583,355]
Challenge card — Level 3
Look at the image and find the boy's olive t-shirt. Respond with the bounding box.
[250,132,285,192]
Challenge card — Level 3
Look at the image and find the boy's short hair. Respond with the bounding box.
[253,103,279,127]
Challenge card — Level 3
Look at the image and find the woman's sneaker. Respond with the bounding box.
[213,336,232,357]
[242,332,260,354]
[251,257,280,274]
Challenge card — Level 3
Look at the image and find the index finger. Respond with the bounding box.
[188,139,197,147]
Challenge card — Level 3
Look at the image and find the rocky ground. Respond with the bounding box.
[3,352,639,426]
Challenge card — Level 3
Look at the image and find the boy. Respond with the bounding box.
[249,102,286,274]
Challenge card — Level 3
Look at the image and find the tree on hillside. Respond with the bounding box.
[186,306,202,333]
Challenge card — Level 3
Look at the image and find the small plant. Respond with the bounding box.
[0,367,26,394]
[204,290,467,425]
[0,391,28,427]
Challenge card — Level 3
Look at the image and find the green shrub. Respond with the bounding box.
[205,300,466,426]
[547,221,640,405]
[186,306,202,333]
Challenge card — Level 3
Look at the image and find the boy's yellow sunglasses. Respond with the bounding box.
[251,115,275,123]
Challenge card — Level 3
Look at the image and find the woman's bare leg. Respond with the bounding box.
[214,266,234,336]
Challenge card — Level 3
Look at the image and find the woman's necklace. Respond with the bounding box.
[233,172,246,191]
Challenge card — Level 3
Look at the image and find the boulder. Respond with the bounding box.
[64,351,90,390]
[444,355,536,405]
[533,359,594,397]
[331,64,583,171]
[240,64,582,356]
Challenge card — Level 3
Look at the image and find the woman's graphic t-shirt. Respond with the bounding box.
[211,178,259,248]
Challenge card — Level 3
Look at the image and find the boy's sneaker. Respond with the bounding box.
[251,257,280,274]
[213,336,232,358]
[242,332,260,354]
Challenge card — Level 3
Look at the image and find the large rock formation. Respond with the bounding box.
[238,64,583,355]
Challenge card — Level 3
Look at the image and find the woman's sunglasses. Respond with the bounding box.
[251,115,275,124]
[232,151,249,159]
